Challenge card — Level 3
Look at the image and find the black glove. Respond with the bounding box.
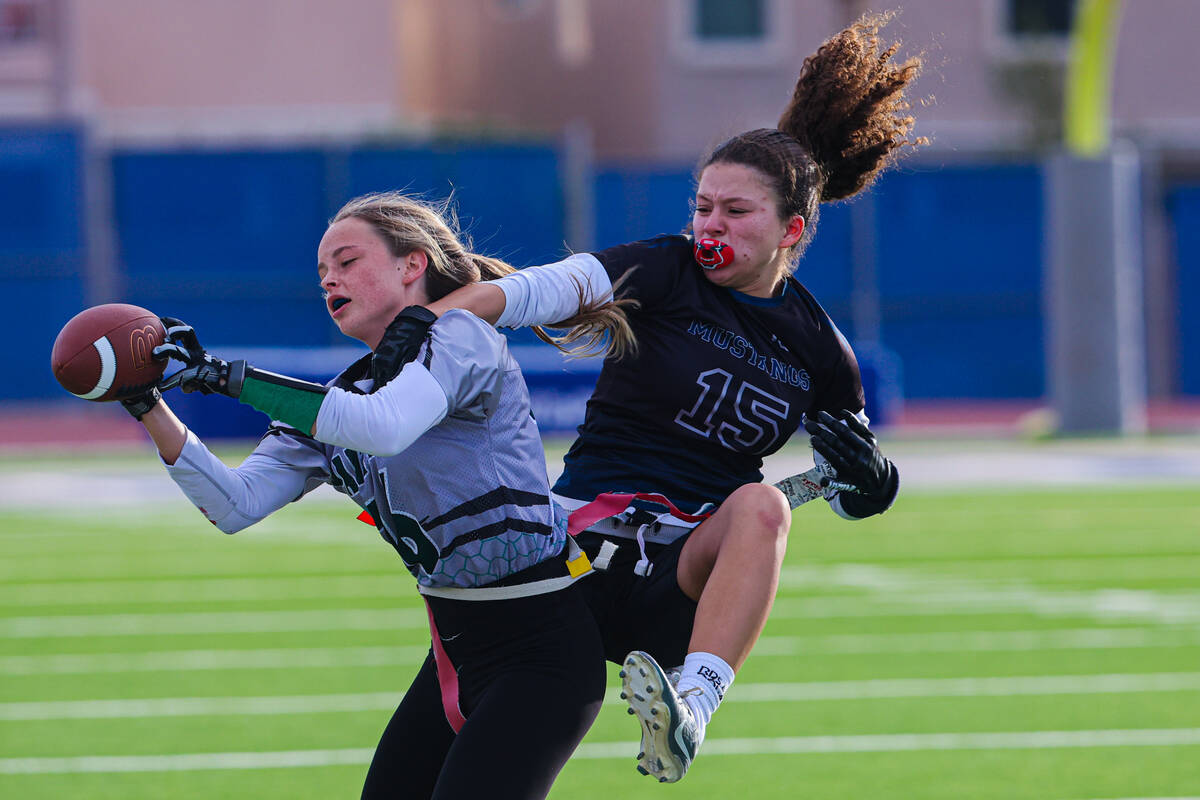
[120,386,161,421]
[155,317,242,397]
[804,409,898,517]
[370,306,437,391]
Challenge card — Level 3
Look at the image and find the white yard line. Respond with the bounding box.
[0,608,427,638]
[5,555,1199,608]
[5,728,1200,774]
[752,626,1200,655]
[6,672,1200,720]
[583,727,1200,758]
[9,586,1200,639]
[779,559,1200,588]
[5,626,1199,675]
[765,593,1200,623]
[7,437,1200,512]
[726,673,1200,702]
[0,575,409,607]
[776,564,1200,625]
[0,693,404,720]
[0,645,430,675]
[0,748,376,774]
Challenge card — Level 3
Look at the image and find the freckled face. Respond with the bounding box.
[317,217,412,350]
[692,162,803,298]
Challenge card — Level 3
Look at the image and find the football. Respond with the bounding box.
[51,303,167,402]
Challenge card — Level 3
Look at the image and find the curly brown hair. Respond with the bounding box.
[702,11,927,268]
[566,11,927,357]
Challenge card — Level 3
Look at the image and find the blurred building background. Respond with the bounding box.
[3,0,1199,438]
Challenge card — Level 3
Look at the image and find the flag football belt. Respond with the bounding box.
[565,492,711,540]
[565,492,714,577]
[356,507,593,601]
[417,536,593,602]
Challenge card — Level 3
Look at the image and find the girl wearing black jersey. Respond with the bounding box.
[429,12,926,784]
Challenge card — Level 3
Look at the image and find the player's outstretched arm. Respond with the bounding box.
[427,253,612,329]
[154,316,330,435]
[426,281,507,323]
[137,400,187,465]
[155,314,448,459]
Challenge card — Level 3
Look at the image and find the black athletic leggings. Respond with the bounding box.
[361,583,606,800]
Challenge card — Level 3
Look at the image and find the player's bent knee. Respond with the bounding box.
[723,483,790,538]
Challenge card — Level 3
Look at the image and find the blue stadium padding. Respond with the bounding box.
[0,126,87,399]
[883,315,1043,399]
[1168,185,1200,395]
[594,166,695,247]
[0,128,84,253]
[9,132,1165,406]
[876,166,1043,298]
[874,166,1045,398]
[111,148,335,346]
[791,201,855,323]
[853,342,903,427]
[108,141,565,360]
[35,277,90,402]
[345,143,565,267]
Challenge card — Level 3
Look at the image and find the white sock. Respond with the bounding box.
[674,652,734,733]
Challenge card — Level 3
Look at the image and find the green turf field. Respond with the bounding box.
[2,457,1199,799]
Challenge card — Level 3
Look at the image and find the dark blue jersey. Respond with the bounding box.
[553,235,864,512]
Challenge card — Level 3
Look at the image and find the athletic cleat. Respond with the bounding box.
[621,650,702,783]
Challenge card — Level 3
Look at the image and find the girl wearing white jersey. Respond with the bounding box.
[113,192,609,799]
[426,13,926,784]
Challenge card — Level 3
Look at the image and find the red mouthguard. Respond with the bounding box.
[694,238,734,270]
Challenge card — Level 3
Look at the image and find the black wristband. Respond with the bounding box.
[227,360,247,398]
[120,386,162,421]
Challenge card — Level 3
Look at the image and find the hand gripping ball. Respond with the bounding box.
[50,303,167,401]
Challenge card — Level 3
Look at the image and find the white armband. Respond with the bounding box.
[313,360,450,457]
[494,253,612,328]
